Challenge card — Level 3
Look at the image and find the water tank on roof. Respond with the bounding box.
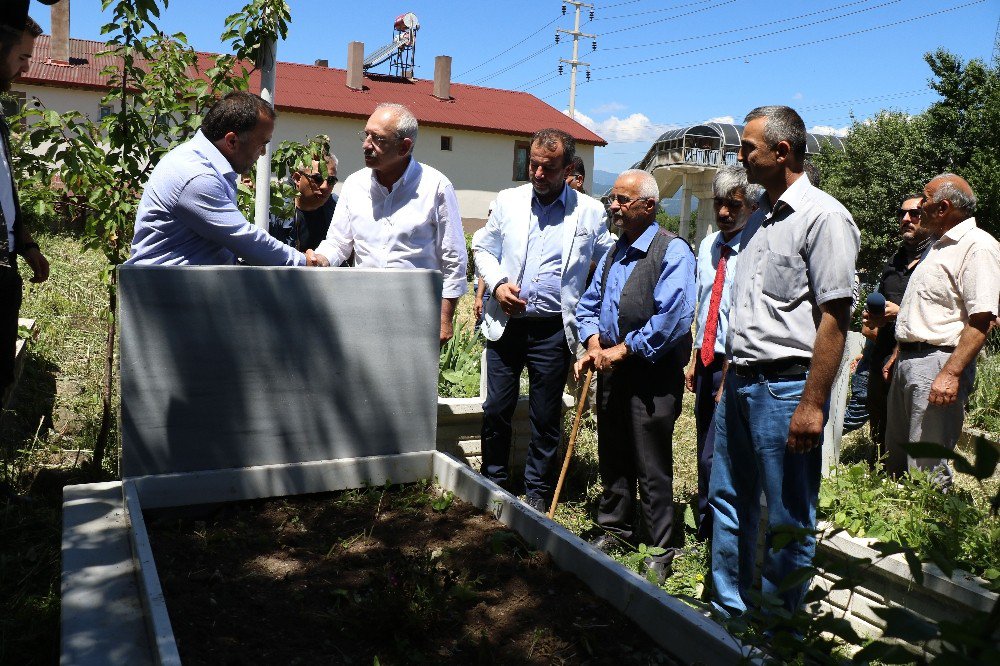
[394,13,419,31]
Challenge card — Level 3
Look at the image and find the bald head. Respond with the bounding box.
[922,173,976,234]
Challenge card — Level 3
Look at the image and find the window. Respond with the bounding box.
[99,105,113,120]
[512,140,530,181]
[440,135,452,151]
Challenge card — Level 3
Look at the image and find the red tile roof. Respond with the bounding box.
[22,35,606,146]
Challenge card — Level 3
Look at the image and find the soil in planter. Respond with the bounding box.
[146,482,680,666]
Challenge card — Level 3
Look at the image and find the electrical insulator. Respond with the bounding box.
[592,40,597,51]
[562,4,566,15]
[586,69,591,82]
[555,34,560,43]
[589,10,594,20]
[558,65,564,75]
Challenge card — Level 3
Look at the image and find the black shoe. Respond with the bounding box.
[643,556,672,585]
[588,534,620,555]
[524,496,548,514]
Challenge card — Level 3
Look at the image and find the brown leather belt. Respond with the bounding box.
[732,358,811,379]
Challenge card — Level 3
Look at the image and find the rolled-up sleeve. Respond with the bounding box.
[315,192,354,266]
[624,241,696,360]
[436,182,468,298]
[174,174,305,266]
[805,212,860,305]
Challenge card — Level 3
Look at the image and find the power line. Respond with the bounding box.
[542,0,984,98]
[470,43,557,85]
[455,14,564,78]
[599,0,648,9]
[599,0,891,51]
[593,0,904,71]
[601,0,737,36]
[593,0,714,21]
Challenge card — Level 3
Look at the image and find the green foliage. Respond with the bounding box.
[438,320,482,398]
[968,334,1000,435]
[431,490,455,513]
[819,461,1000,585]
[814,50,1000,288]
[463,232,476,283]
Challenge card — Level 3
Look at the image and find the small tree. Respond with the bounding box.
[11,0,298,470]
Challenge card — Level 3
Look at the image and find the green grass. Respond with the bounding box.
[1,230,113,665]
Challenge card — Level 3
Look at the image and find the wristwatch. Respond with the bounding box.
[492,277,508,298]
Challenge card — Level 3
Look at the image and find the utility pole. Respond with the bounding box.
[556,1,595,119]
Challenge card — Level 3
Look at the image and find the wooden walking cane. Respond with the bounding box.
[547,367,594,519]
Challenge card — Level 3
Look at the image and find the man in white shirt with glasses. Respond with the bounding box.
[307,103,468,345]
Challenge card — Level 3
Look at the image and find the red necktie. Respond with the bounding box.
[700,245,730,367]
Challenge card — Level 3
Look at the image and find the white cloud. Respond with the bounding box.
[567,110,677,144]
[591,101,627,115]
[704,115,735,124]
[809,124,849,137]
[793,92,803,100]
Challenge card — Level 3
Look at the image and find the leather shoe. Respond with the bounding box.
[524,496,548,514]
[588,534,620,555]
[643,556,672,585]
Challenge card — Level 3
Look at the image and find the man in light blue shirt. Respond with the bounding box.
[684,166,761,541]
[575,169,695,582]
[127,91,305,266]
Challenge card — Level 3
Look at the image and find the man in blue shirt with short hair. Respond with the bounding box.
[575,168,695,583]
[127,91,305,266]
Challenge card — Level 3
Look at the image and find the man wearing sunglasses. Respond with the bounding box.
[307,103,467,346]
[473,128,613,514]
[684,165,762,542]
[574,169,695,582]
[860,195,932,453]
[270,154,339,252]
[883,175,1000,487]
[708,106,859,619]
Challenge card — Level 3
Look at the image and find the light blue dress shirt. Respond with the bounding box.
[694,230,741,354]
[576,223,696,361]
[127,131,305,266]
[518,185,568,318]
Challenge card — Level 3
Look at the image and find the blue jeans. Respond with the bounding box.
[708,369,822,617]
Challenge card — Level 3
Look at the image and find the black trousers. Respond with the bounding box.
[693,354,725,541]
[481,317,571,501]
[596,348,685,562]
[0,262,23,393]
[866,353,891,458]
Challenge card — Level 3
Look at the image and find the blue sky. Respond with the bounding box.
[35,0,999,173]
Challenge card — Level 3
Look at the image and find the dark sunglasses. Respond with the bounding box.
[601,193,646,207]
[308,173,338,187]
[896,208,921,219]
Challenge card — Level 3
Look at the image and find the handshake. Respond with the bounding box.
[304,250,331,267]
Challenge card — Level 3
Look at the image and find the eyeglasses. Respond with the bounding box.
[357,130,393,147]
[713,197,744,210]
[308,173,338,187]
[896,208,921,219]
[602,193,647,207]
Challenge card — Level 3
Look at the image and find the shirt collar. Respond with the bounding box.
[617,222,659,255]
[192,130,237,183]
[762,172,811,218]
[532,182,569,211]
[715,229,741,253]
[370,156,418,192]
[940,216,977,243]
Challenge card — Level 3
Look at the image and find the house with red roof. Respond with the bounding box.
[12,30,606,226]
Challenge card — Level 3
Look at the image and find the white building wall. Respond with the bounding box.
[12,85,600,224]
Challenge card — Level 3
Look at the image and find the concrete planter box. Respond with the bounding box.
[437,393,574,470]
[812,522,998,649]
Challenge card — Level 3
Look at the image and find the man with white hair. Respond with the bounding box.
[575,169,696,582]
[684,165,762,542]
[307,103,467,345]
[883,173,1000,487]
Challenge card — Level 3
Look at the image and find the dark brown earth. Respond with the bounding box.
[146,483,679,666]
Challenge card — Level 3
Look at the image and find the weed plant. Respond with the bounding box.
[820,461,1000,585]
[968,330,1000,436]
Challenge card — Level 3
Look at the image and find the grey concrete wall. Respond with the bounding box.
[118,266,442,477]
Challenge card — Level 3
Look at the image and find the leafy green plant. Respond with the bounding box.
[431,490,455,513]
[438,320,482,398]
[967,336,1000,436]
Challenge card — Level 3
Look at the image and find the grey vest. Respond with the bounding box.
[601,226,691,354]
